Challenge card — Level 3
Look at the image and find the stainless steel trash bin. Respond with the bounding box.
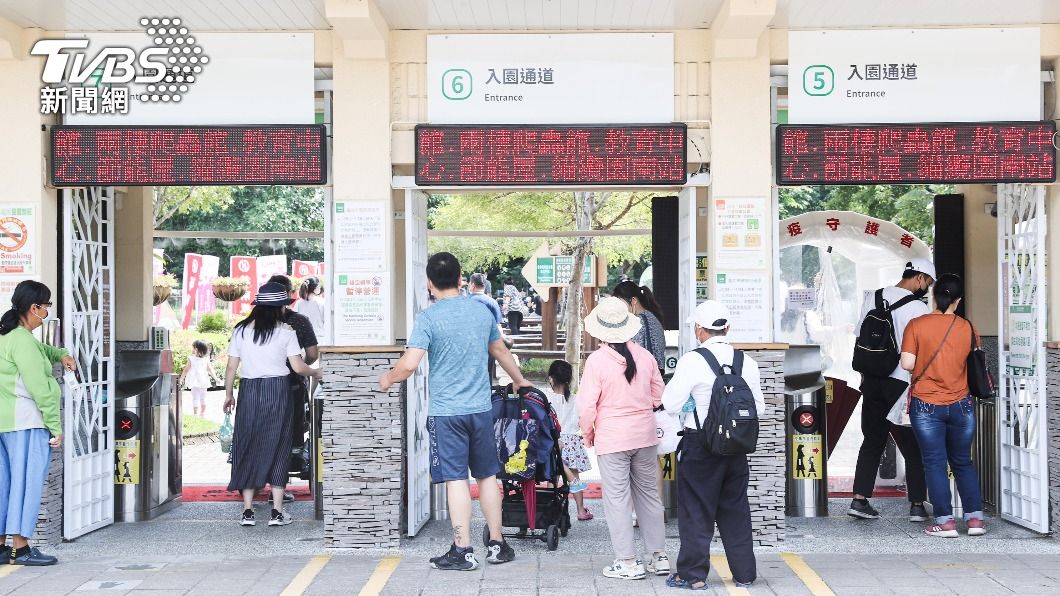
[114,349,182,521]
[784,345,828,518]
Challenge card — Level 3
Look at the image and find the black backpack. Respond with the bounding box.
[852,289,919,378]
[693,348,759,455]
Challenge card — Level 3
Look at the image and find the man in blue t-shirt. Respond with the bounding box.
[380,252,529,571]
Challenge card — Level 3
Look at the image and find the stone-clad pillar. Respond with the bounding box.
[319,349,403,548]
[740,346,786,546]
[1046,344,1060,535]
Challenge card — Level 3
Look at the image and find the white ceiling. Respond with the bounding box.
[375,0,725,30]
[773,0,1060,29]
[0,0,330,31]
[3,0,1060,33]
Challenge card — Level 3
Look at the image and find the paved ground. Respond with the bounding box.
[2,498,1058,595]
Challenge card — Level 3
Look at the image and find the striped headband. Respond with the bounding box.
[255,291,289,303]
[597,314,631,329]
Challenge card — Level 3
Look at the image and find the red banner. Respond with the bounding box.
[181,253,203,329]
[292,260,320,278]
[230,256,257,316]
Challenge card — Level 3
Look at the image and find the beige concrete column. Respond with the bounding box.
[0,23,57,291]
[709,0,776,341]
[957,184,999,335]
[114,187,153,341]
[327,0,396,345]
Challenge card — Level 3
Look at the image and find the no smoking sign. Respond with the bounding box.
[0,217,28,252]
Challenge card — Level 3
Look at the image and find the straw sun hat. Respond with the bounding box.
[583,296,642,344]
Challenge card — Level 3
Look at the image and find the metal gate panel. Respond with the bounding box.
[677,187,697,354]
[996,183,1049,533]
[62,187,115,539]
[405,189,431,537]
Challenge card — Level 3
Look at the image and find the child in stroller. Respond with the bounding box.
[489,384,571,551]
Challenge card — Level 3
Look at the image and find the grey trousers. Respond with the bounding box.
[597,446,667,560]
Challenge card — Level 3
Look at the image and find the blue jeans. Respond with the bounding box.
[909,397,983,523]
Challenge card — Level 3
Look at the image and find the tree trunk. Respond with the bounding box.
[564,191,608,390]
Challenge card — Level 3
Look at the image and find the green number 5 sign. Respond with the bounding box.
[802,65,834,96]
[442,69,472,100]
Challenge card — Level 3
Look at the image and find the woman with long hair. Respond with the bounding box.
[0,280,76,565]
[612,281,666,374]
[900,274,986,538]
[577,297,668,580]
[224,282,322,527]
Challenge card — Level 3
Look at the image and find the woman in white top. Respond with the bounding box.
[224,282,322,528]
[294,277,326,340]
[542,359,593,522]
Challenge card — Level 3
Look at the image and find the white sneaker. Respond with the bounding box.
[602,559,646,580]
[646,552,670,576]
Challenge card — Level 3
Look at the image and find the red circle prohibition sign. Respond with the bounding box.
[799,412,815,427]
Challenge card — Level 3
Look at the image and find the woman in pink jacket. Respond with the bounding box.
[577,297,669,581]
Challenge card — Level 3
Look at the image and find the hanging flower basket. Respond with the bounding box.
[211,277,249,302]
[152,285,171,306]
[152,273,178,307]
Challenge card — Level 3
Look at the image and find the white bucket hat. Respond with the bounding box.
[584,296,642,344]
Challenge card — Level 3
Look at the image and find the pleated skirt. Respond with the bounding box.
[227,376,292,491]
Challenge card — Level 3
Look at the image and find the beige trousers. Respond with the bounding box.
[597,446,667,560]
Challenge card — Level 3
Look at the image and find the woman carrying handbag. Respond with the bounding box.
[900,274,986,538]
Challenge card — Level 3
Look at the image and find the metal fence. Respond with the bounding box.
[974,396,998,512]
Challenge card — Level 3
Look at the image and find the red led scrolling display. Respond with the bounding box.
[777,122,1057,185]
[415,124,687,186]
[51,125,327,186]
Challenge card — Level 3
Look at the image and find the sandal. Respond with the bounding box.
[577,507,593,521]
[665,574,709,590]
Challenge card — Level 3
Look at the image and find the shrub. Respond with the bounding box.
[197,312,228,333]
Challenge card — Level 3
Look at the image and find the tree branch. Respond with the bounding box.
[154,187,194,227]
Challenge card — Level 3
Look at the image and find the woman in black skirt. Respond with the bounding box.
[223,282,322,527]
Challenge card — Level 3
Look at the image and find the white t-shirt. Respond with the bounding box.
[855,286,930,382]
[295,298,326,340]
[185,355,213,389]
[543,387,579,436]
[228,323,302,379]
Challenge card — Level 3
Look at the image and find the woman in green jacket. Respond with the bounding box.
[0,280,75,566]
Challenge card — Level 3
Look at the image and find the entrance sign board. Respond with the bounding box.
[428,33,673,124]
[776,122,1057,185]
[51,125,327,186]
[415,124,687,186]
[789,29,1040,124]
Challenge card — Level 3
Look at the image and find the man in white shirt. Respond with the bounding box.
[849,258,933,522]
[660,301,764,590]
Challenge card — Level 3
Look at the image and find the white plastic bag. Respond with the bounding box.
[886,388,911,427]
[656,410,683,455]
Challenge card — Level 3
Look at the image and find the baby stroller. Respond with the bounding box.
[486,384,571,551]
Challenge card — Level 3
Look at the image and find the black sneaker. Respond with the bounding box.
[283,491,295,503]
[429,543,479,571]
[847,498,880,519]
[486,540,515,564]
[0,545,9,564]
[269,509,293,526]
[240,509,256,526]
[11,547,57,566]
[909,503,929,522]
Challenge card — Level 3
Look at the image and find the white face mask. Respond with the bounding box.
[35,305,54,323]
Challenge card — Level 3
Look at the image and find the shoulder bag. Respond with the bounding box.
[965,320,995,398]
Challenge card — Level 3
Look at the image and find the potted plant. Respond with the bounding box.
[211,277,250,302]
[152,273,178,306]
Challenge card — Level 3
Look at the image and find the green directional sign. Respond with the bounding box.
[536,256,592,285]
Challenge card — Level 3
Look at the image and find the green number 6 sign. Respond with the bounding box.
[442,69,472,100]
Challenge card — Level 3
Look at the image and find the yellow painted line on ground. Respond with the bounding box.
[279,554,332,596]
[0,564,22,578]
[711,555,750,596]
[358,555,401,596]
[781,553,835,596]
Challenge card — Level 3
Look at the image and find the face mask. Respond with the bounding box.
[35,305,53,323]
[912,278,929,299]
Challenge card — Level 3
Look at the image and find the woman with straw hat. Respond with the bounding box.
[576,297,669,581]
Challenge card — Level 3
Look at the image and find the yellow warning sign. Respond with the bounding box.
[825,378,834,404]
[115,439,140,485]
[792,434,823,480]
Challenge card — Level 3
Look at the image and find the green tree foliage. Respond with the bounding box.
[427,191,654,272]
[153,186,235,228]
[155,186,324,279]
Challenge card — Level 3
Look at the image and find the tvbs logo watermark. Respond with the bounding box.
[31,17,209,116]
